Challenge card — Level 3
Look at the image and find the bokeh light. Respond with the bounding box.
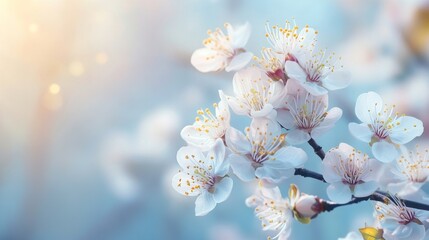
[0,0,428,239]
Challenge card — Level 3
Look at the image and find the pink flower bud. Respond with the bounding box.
[267,68,286,81]
[294,194,323,219]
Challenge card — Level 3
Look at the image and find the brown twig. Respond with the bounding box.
[294,168,429,211]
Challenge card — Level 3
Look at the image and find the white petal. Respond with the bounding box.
[355,92,383,123]
[213,177,233,203]
[228,154,255,181]
[268,80,287,108]
[286,129,311,145]
[390,222,426,240]
[225,95,250,116]
[363,158,382,181]
[177,146,207,170]
[232,67,265,96]
[277,109,296,129]
[284,60,307,83]
[249,118,282,143]
[207,139,228,176]
[262,186,283,200]
[285,77,305,94]
[268,146,308,168]
[322,159,342,183]
[225,127,251,154]
[251,103,274,118]
[382,219,400,232]
[397,182,424,197]
[302,82,328,96]
[180,125,216,150]
[278,227,292,240]
[191,48,227,72]
[405,222,426,240]
[372,141,399,163]
[172,172,201,196]
[348,122,373,143]
[216,92,231,124]
[321,70,351,90]
[311,107,342,137]
[327,182,352,204]
[225,52,253,72]
[337,143,355,155]
[296,28,317,51]
[227,22,251,49]
[319,107,342,127]
[353,181,378,197]
[255,165,295,182]
[195,191,216,216]
[390,116,424,144]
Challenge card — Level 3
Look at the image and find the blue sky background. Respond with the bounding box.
[0,0,428,239]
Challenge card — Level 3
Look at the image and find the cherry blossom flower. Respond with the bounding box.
[253,47,287,81]
[172,139,232,216]
[349,92,424,163]
[288,184,323,223]
[375,195,428,240]
[225,119,307,184]
[222,67,286,119]
[246,186,293,240]
[387,145,429,197]
[265,21,317,59]
[191,22,252,72]
[285,49,351,96]
[322,143,381,204]
[258,21,317,82]
[277,79,342,145]
[181,95,230,151]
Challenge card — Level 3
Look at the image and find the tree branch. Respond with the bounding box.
[322,193,385,212]
[307,138,325,160]
[294,168,326,182]
[294,168,429,211]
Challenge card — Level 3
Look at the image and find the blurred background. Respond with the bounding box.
[0,0,429,239]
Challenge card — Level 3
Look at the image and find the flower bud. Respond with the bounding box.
[294,194,323,219]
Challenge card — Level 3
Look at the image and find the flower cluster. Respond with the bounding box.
[173,20,429,240]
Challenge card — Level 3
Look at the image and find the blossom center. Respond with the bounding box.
[334,150,370,185]
[203,27,234,56]
[194,106,226,138]
[397,148,429,183]
[301,50,338,83]
[249,133,285,165]
[206,176,223,193]
[368,103,400,139]
[287,92,327,130]
[376,196,419,226]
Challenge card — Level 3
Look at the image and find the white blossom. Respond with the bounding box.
[349,92,424,163]
[375,195,428,240]
[277,79,342,145]
[172,139,232,216]
[322,143,381,204]
[387,145,429,197]
[258,21,317,82]
[246,186,293,240]
[191,22,252,72]
[181,95,230,151]
[226,118,307,184]
[254,47,287,81]
[222,67,286,119]
[285,48,351,96]
[265,21,317,59]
